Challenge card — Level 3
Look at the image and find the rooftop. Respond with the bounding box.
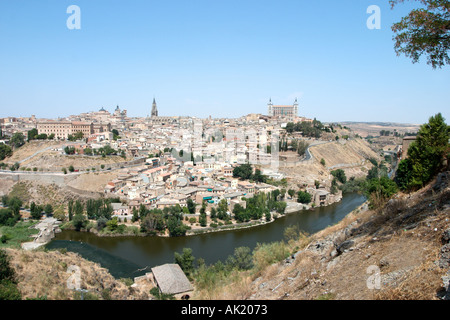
[151,263,193,295]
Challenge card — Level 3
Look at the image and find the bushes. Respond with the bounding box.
[0,249,21,300]
[252,242,290,273]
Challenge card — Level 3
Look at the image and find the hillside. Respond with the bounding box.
[207,171,450,300]
[279,138,382,190]
[4,140,130,170]
[5,248,152,300]
[338,122,420,138]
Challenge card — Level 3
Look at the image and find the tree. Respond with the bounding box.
[74,200,84,216]
[199,201,207,227]
[391,0,450,69]
[330,178,339,195]
[288,189,296,198]
[68,199,74,221]
[331,169,347,184]
[131,207,139,223]
[72,213,87,231]
[297,140,309,157]
[186,198,197,214]
[365,176,398,200]
[174,248,195,277]
[0,144,12,161]
[96,216,108,231]
[112,129,120,140]
[210,207,217,220]
[166,214,189,237]
[225,247,253,271]
[297,191,312,204]
[140,212,165,234]
[44,204,53,216]
[320,158,326,166]
[0,249,21,300]
[106,217,119,232]
[68,165,75,172]
[64,146,76,155]
[233,203,249,223]
[252,169,267,183]
[10,133,25,149]
[7,197,22,218]
[395,113,449,190]
[233,163,253,180]
[27,128,38,141]
[217,199,229,220]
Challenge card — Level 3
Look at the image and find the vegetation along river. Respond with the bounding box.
[46,193,366,279]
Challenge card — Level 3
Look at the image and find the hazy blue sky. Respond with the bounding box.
[0,0,448,124]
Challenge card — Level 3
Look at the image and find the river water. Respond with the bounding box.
[46,193,366,279]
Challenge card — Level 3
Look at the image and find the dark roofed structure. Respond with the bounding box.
[151,263,193,295]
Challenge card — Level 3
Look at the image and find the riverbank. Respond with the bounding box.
[47,193,367,281]
[57,198,344,239]
[21,217,62,250]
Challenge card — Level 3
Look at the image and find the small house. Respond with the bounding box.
[150,263,194,297]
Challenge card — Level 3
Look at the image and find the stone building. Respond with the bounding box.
[37,120,111,140]
[267,98,299,121]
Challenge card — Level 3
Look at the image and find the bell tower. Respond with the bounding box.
[267,98,273,117]
[151,97,158,117]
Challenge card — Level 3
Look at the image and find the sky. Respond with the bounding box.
[0,0,448,124]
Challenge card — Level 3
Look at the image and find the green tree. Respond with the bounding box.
[0,144,12,161]
[233,163,253,180]
[331,169,347,184]
[233,203,249,223]
[64,146,76,155]
[297,140,309,157]
[288,189,296,198]
[10,133,25,149]
[210,207,217,220]
[217,199,229,221]
[225,247,253,271]
[395,113,449,190]
[68,199,74,221]
[390,0,450,69]
[186,198,197,214]
[27,128,38,141]
[0,249,21,300]
[44,204,53,216]
[72,213,87,231]
[174,248,195,277]
[131,207,139,223]
[252,169,267,183]
[297,191,312,204]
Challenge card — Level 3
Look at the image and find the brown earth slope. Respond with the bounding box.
[5,248,152,300]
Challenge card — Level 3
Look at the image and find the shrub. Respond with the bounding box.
[252,242,290,273]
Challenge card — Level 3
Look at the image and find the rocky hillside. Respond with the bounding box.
[221,172,450,300]
[5,248,152,300]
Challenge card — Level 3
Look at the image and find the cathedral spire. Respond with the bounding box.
[151,97,158,117]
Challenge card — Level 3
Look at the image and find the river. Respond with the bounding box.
[46,193,366,279]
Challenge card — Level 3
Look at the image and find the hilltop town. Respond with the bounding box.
[0,98,418,238]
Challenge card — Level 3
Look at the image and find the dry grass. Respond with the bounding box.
[375,250,445,300]
[5,248,150,300]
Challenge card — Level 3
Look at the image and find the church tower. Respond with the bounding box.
[151,98,158,117]
[267,98,273,117]
[293,98,299,117]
